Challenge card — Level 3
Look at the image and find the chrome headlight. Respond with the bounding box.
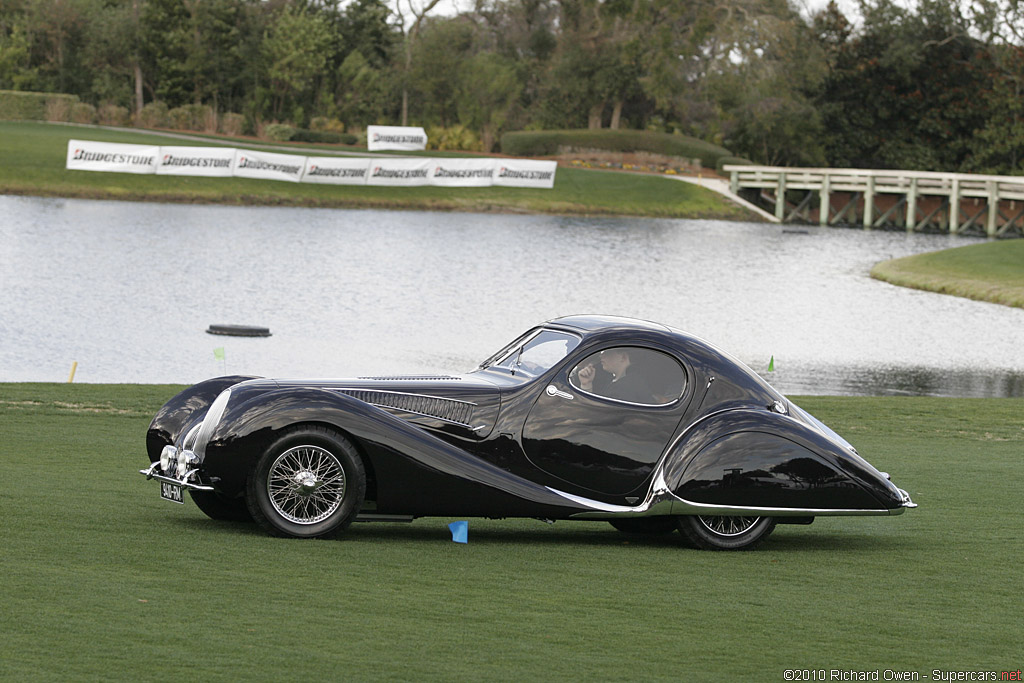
[176,451,197,478]
[159,445,176,473]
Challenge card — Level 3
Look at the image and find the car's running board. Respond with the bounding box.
[354,513,416,523]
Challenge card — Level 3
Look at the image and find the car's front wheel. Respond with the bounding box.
[247,426,365,538]
[676,515,776,550]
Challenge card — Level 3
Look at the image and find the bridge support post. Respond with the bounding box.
[906,178,918,231]
[864,175,875,229]
[987,181,999,237]
[819,174,830,226]
[775,174,786,221]
[949,177,960,233]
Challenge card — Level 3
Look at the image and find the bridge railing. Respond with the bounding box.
[723,165,1024,236]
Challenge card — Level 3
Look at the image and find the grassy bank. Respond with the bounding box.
[2,383,1020,679]
[871,240,1024,308]
[0,121,754,219]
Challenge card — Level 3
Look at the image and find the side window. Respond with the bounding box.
[568,347,686,406]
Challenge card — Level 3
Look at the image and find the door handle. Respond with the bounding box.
[545,385,574,400]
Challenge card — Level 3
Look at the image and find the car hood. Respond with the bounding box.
[266,374,503,439]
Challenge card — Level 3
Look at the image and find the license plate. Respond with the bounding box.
[160,482,184,504]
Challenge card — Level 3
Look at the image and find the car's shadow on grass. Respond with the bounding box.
[166,515,918,553]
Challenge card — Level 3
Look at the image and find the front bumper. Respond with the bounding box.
[139,444,214,492]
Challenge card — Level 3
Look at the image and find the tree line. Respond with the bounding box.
[1,0,1022,173]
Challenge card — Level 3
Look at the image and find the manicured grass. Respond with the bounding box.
[2,384,1020,679]
[871,239,1024,308]
[0,121,752,219]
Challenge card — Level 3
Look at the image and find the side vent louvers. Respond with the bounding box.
[339,390,473,426]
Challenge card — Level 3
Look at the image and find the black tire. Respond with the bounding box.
[246,426,366,538]
[189,489,253,522]
[676,515,776,550]
[608,517,678,535]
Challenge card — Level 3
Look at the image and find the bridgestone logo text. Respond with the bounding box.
[238,158,302,174]
[434,167,493,179]
[73,149,154,165]
[372,167,429,179]
[372,134,426,144]
[308,166,367,178]
[162,155,231,168]
[498,167,554,180]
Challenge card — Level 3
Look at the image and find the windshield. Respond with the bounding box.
[479,329,581,378]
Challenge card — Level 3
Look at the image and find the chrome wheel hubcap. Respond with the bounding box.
[268,445,346,525]
[698,516,760,537]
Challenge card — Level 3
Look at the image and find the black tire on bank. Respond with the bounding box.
[246,426,366,538]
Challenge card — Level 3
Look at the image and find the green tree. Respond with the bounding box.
[264,4,332,122]
[456,51,521,149]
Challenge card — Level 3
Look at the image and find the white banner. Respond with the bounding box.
[66,139,557,189]
[301,157,372,185]
[368,125,428,151]
[233,149,305,183]
[493,159,558,189]
[157,146,236,177]
[429,159,496,187]
[366,158,433,186]
[66,140,158,174]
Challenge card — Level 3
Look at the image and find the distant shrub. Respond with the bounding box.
[70,102,97,124]
[98,104,130,127]
[310,116,345,134]
[0,90,78,121]
[427,125,482,152]
[715,155,757,173]
[219,112,244,137]
[166,104,215,132]
[137,101,169,128]
[45,95,76,122]
[500,129,734,168]
[290,128,357,145]
[263,123,295,141]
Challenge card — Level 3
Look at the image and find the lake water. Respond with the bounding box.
[1,195,1022,397]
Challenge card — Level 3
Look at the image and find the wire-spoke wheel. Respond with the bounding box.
[677,515,776,550]
[248,426,365,538]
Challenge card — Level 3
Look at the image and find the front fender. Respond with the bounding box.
[146,375,259,462]
[203,387,592,517]
[662,409,904,512]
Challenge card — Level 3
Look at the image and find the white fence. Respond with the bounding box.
[65,140,557,189]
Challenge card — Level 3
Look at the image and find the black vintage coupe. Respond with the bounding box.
[140,315,915,550]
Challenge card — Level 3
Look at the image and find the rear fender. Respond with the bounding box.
[662,409,904,512]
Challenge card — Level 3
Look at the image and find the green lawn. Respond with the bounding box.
[1,384,1020,680]
[0,121,752,219]
[872,239,1024,308]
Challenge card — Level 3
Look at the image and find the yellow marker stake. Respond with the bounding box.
[68,361,78,383]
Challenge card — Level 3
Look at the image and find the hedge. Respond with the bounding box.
[290,128,357,145]
[500,129,735,168]
[0,90,79,122]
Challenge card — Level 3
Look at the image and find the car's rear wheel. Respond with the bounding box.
[189,489,253,522]
[608,517,678,535]
[247,426,365,538]
[676,515,776,550]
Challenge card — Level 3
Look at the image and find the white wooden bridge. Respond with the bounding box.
[723,165,1024,237]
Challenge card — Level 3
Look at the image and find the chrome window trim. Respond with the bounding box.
[566,345,689,409]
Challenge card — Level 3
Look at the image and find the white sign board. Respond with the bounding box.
[232,149,306,183]
[367,125,428,151]
[493,159,558,189]
[66,140,158,174]
[367,158,433,186]
[301,157,372,185]
[429,159,496,187]
[157,146,236,177]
